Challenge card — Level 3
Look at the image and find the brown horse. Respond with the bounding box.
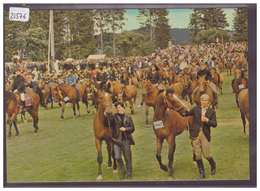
[38,80,60,109]
[153,89,193,178]
[141,79,159,127]
[225,60,233,76]
[79,78,94,114]
[106,80,125,103]
[168,70,180,85]
[53,83,88,120]
[238,89,249,139]
[167,82,184,97]
[93,90,117,180]
[233,68,247,107]
[5,91,19,137]
[14,87,46,134]
[180,72,198,104]
[195,75,216,109]
[122,72,139,87]
[217,57,225,73]
[160,69,170,85]
[122,85,137,114]
[210,68,223,94]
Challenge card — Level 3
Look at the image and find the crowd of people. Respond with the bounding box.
[5,41,249,180]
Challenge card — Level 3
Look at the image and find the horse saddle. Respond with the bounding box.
[15,93,33,107]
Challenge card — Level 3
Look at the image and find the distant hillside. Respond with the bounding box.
[94,28,192,49]
[170,28,192,44]
[132,28,192,45]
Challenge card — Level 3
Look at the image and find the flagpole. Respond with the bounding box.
[48,10,51,72]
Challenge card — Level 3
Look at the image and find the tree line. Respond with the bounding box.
[4,8,248,62]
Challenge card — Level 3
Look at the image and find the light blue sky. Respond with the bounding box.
[122,8,236,31]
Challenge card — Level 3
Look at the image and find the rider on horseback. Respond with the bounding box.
[95,66,108,90]
[12,69,26,112]
[192,62,219,109]
[231,55,248,92]
[66,69,81,100]
[126,61,135,78]
[137,63,164,108]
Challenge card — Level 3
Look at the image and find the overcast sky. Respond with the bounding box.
[122,8,236,31]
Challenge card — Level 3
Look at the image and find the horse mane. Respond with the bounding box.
[166,88,175,95]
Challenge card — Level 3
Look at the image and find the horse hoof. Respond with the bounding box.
[15,134,19,137]
[145,124,150,127]
[8,134,12,137]
[24,120,27,123]
[97,175,103,181]
[192,161,197,166]
[107,166,112,170]
[113,170,118,174]
[73,116,76,119]
[87,110,90,113]
[168,176,174,180]
[162,165,168,172]
[243,135,247,139]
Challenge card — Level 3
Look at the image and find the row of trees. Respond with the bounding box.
[188,8,248,44]
[4,8,248,62]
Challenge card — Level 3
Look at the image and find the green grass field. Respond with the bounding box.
[5,72,250,183]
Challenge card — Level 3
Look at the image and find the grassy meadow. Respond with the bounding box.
[5,72,250,184]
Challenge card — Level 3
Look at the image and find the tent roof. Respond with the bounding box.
[87,54,106,60]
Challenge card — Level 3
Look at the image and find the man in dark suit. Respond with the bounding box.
[184,94,217,180]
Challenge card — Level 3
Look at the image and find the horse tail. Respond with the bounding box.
[33,86,46,108]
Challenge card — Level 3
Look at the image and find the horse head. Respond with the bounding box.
[198,75,207,93]
[210,68,216,79]
[38,79,44,89]
[99,90,113,118]
[164,89,190,114]
[106,80,114,95]
[53,85,62,102]
[141,79,152,97]
[181,73,190,89]
[235,68,242,82]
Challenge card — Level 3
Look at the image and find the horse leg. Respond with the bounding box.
[156,138,168,172]
[105,140,113,170]
[240,110,247,139]
[72,103,77,118]
[76,102,80,117]
[13,120,19,137]
[129,99,134,114]
[12,112,19,136]
[50,95,53,108]
[167,137,176,179]
[60,101,66,120]
[29,108,39,133]
[8,118,13,137]
[95,138,103,180]
[145,104,149,127]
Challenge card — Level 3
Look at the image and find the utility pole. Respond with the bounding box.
[48,10,54,72]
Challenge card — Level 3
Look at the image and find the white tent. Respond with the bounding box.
[87,54,106,60]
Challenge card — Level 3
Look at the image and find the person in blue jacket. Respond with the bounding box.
[173,61,181,74]
[66,69,81,100]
